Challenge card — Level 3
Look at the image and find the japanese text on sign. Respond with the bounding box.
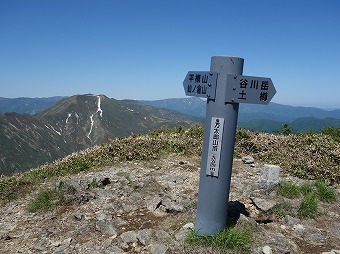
[187,73,208,95]
[237,78,269,101]
[183,71,218,99]
[206,117,224,177]
[225,74,276,105]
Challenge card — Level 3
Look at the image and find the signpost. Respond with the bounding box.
[183,56,276,236]
[183,71,218,99]
[225,74,276,104]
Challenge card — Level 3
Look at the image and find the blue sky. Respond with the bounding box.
[1,0,339,109]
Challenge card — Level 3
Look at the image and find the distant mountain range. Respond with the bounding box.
[2,96,339,123]
[142,98,340,122]
[0,96,64,114]
[238,117,340,133]
[0,95,199,176]
[142,98,340,132]
[1,95,340,176]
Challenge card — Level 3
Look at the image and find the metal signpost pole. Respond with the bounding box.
[195,56,244,235]
[182,55,276,236]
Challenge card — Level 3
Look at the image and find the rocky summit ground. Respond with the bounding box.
[1,154,339,254]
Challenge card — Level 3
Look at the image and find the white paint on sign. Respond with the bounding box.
[225,74,276,104]
[206,117,224,177]
[183,71,218,99]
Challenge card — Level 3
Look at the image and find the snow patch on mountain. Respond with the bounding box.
[66,113,72,124]
[75,113,79,124]
[87,114,94,139]
[96,96,103,118]
[49,125,61,136]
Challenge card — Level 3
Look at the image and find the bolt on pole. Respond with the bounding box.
[195,56,244,236]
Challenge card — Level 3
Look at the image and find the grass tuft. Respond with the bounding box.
[27,181,76,212]
[277,180,300,199]
[186,227,252,252]
[275,179,337,219]
[300,182,314,196]
[27,190,55,212]
[314,180,336,202]
[299,193,318,218]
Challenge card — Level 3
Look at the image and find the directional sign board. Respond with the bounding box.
[225,74,276,104]
[183,71,218,99]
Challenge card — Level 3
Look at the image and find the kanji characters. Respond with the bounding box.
[240,78,248,88]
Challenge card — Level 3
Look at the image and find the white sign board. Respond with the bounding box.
[183,71,218,99]
[225,74,276,104]
[206,117,224,177]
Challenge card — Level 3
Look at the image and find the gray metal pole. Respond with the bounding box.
[195,56,244,236]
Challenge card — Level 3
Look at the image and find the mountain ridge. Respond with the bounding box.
[0,96,64,114]
[142,98,340,121]
[0,94,200,176]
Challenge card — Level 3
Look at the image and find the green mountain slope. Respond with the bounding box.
[0,113,73,176]
[0,94,200,176]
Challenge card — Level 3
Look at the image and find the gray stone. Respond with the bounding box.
[332,250,340,254]
[304,231,326,243]
[137,229,153,246]
[96,220,117,237]
[292,224,305,236]
[236,214,258,228]
[182,222,194,230]
[242,155,255,164]
[259,231,299,254]
[77,192,95,204]
[175,230,189,242]
[251,197,276,211]
[32,238,49,251]
[96,188,112,199]
[262,245,272,254]
[120,231,137,243]
[146,196,162,211]
[103,238,112,248]
[114,217,128,227]
[122,203,138,212]
[154,230,171,242]
[105,246,125,254]
[284,215,300,226]
[150,243,168,254]
[330,223,340,238]
[95,210,111,221]
[260,164,281,192]
[162,199,184,213]
[55,238,72,252]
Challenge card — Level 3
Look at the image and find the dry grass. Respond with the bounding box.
[1,126,339,206]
